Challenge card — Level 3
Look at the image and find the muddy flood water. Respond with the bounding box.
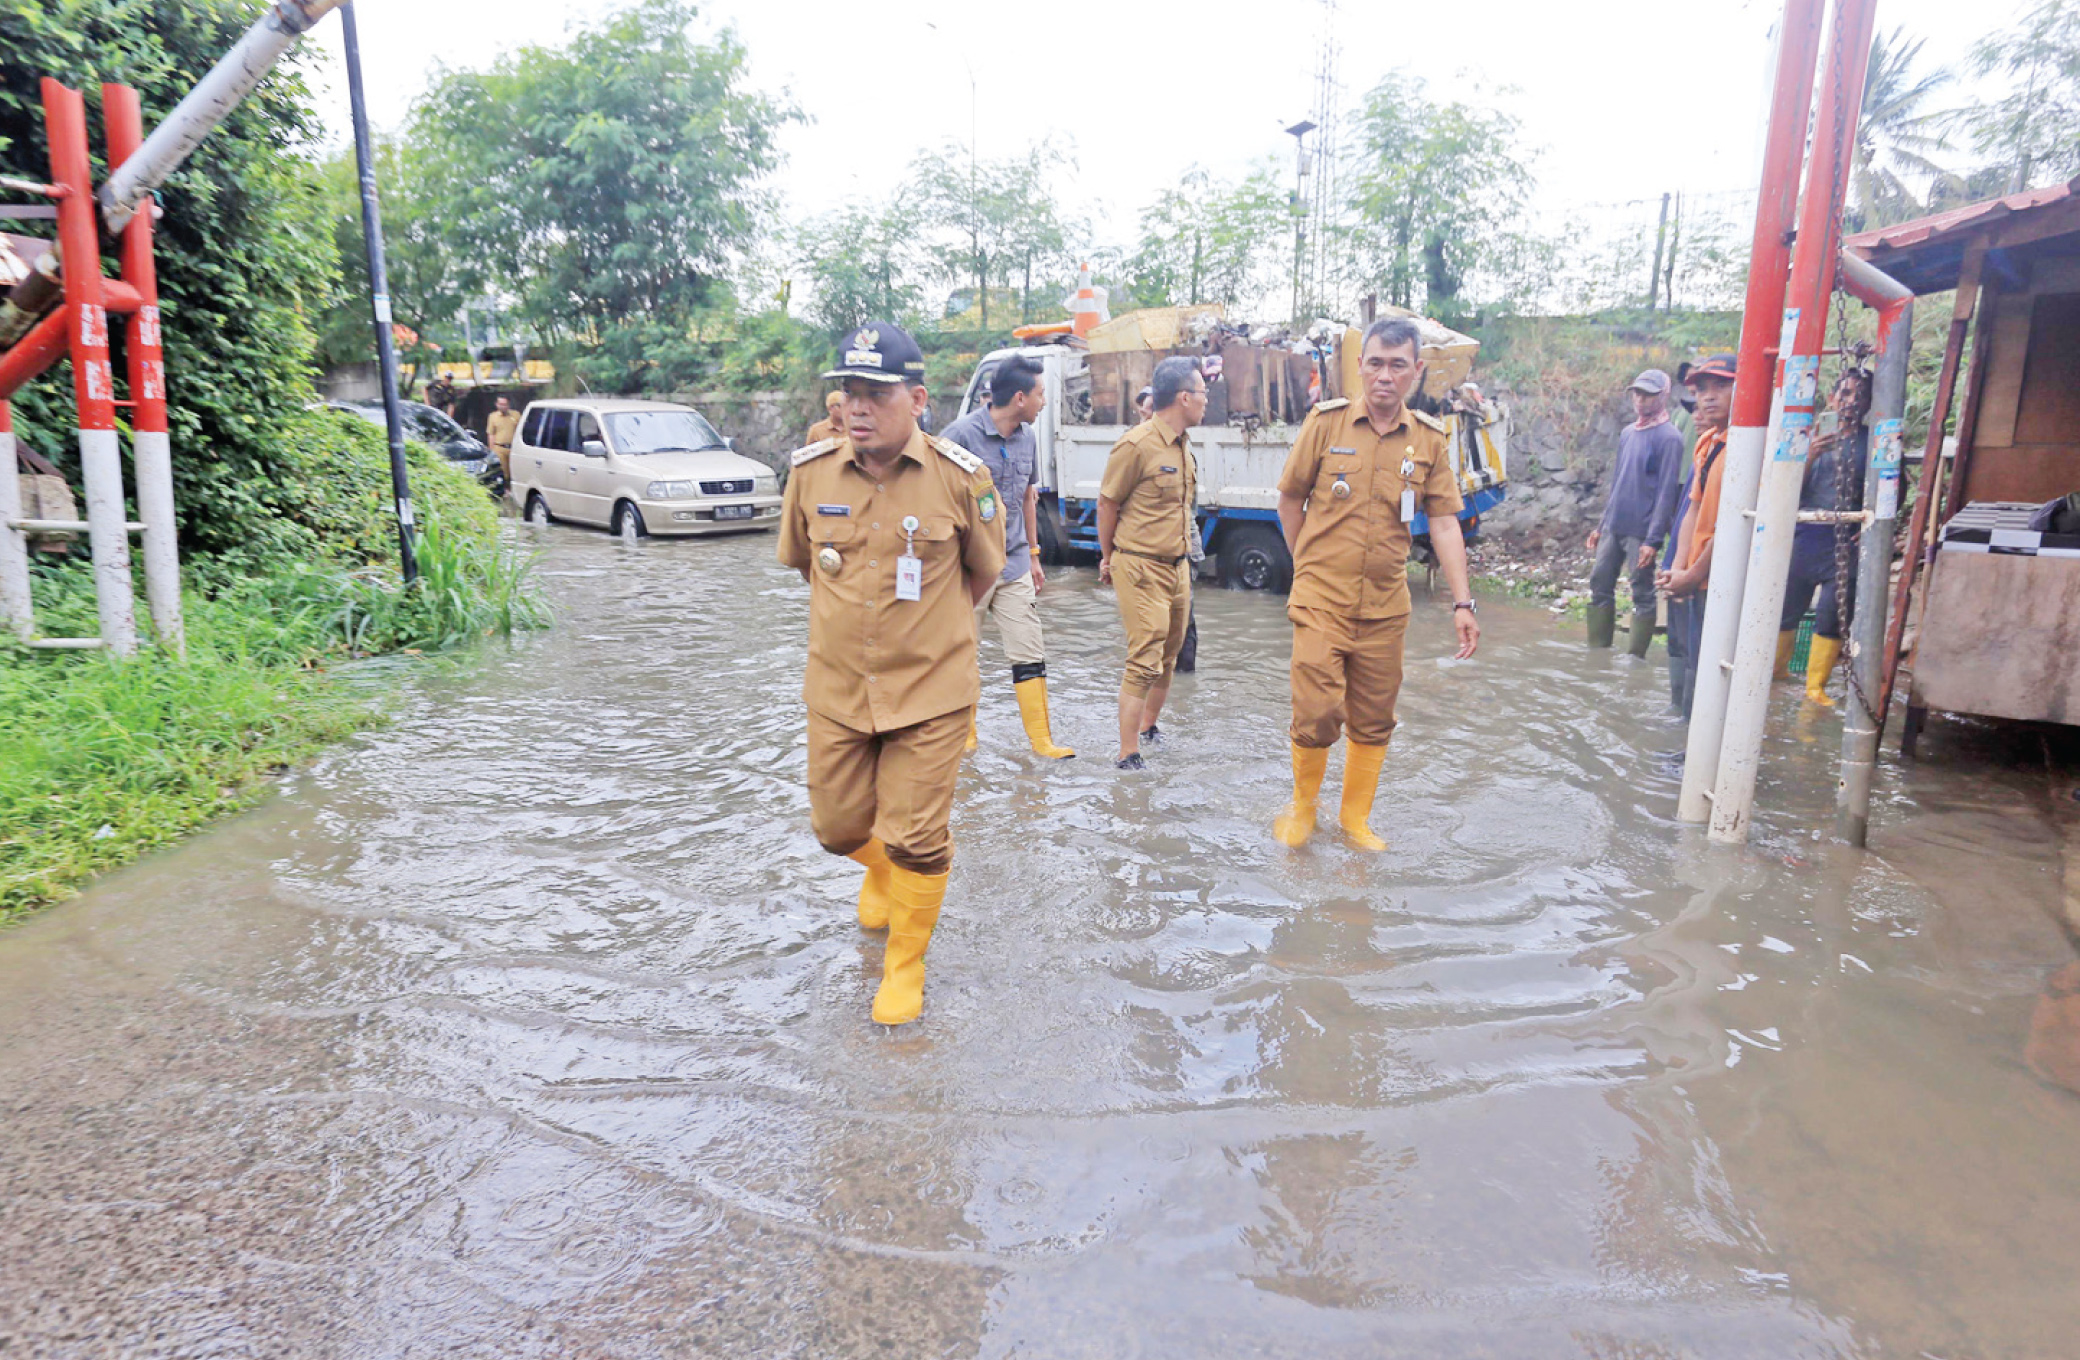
[6,526,2080,1359]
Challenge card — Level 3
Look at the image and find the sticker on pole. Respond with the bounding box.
[1875,471,1901,520]
[1871,417,1903,470]
[1783,356,1821,408]
[137,306,161,349]
[78,304,107,350]
[1772,410,1814,463]
[1778,307,1800,353]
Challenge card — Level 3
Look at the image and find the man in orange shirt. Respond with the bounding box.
[1656,353,1736,720]
[805,390,844,445]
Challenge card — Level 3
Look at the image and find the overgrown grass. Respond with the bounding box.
[0,509,547,923]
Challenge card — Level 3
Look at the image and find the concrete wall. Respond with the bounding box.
[660,390,820,477]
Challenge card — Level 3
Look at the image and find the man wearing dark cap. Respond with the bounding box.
[1657,353,1737,719]
[1586,369,1686,654]
[777,323,1007,1026]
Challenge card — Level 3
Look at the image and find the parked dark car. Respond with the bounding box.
[323,399,506,497]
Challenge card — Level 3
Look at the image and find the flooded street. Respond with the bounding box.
[6,525,2080,1359]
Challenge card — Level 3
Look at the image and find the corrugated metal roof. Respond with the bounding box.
[1845,179,2078,256]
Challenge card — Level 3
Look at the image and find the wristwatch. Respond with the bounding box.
[1453,600,1478,614]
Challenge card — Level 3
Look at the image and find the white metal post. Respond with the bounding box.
[77,426,137,656]
[133,429,182,652]
[0,418,29,640]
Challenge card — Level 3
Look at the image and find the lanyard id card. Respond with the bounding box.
[1399,456,1417,523]
[895,516,923,601]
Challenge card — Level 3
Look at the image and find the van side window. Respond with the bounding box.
[521,408,543,445]
[539,409,572,452]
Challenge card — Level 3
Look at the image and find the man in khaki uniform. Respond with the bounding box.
[778,322,1006,1025]
[1098,356,1204,769]
[1272,317,1480,850]
[484,395,520,481]
[806,389,844,446]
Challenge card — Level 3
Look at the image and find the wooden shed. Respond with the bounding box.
[1846,177,2080,746]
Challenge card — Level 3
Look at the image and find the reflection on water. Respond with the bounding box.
[2,526,2078,1358]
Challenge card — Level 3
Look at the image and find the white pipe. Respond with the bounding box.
[1676,396,1781,822]
[0,428,30,639]
[1709,397,1811,842]
[133,429,183,655]
[98,0,345,235]
[77,427,137,656]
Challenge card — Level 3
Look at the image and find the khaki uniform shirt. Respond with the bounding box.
[778,428,1007,733]
[1100,417,1197,559]
[485,408,520,451]
[806,416,843,446]
[1278,399,1463,619]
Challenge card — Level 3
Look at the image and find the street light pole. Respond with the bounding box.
[1286,120,1315,325]
[341,1,417,584]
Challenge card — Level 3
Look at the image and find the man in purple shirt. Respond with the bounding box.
[1586,369,1686,656]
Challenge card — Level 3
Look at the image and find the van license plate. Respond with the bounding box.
[716,504,755,520]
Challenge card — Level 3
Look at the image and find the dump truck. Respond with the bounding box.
[952,307,1508,592]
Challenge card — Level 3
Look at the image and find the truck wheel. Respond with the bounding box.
[1034,494,1066,565]
[1218,524,1292,592]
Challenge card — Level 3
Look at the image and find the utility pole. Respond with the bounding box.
[1838,296,1911,846]
[341,1,416,583]
[1647,192,1671,310]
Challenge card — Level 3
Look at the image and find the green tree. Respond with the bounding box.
[0,0,339,565]
[1851,27,1955,229]
[911,139,1075,330]
[400,0,793,391]
[313,141,462,381]
[793,199,928,333]
[1343,75,1538,321]
[1128,164,1290,315]
[1959,0,2080,192]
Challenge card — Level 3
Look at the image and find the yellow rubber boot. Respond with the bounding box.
[1339,740,1391,852]
[1013,677,1075,759]
[846,839,894,931]
[964,709,978,753]
[1805,635,1842,707]
[1273,743,1329,847]
[1773,630,1798,681]
[872,865,947,1025]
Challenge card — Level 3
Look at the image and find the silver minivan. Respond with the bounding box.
[510,398,781,536]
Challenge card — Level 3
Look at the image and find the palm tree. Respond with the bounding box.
[1850,27,1955,229]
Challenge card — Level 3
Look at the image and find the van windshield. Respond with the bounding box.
[605,410,728,454]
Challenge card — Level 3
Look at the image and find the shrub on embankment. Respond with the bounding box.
[0,416,544,922]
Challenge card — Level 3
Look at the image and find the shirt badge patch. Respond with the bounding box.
[978,490,998,522]
[815,504,851,517]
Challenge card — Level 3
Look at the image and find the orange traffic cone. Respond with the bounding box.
[1068,262,1109,338]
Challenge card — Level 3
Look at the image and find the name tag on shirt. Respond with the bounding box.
[1400,457,1417,523]
[816,504,850,517]
[895,553,922,601]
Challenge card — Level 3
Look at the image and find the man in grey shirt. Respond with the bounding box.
[940,354,1074,759]
[1586,368,1686,655]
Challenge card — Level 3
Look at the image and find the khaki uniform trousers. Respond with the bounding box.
[974,573,1045,666]
[1289,607,1408,748]
[1113,552,1191,696]
[807,707,970,875]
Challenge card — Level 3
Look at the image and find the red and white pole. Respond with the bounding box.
[104,82,183,656]
[1710,0,1882,843]
[44,78,136,657]
[1676,0,1828,823]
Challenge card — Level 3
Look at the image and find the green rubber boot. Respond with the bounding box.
[1626,611,1655,657]
[1586,603,1617,649]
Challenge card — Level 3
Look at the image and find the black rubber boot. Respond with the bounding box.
[1586,603,1616,649]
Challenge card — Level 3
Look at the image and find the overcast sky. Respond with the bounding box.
[303,0,2014,277]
